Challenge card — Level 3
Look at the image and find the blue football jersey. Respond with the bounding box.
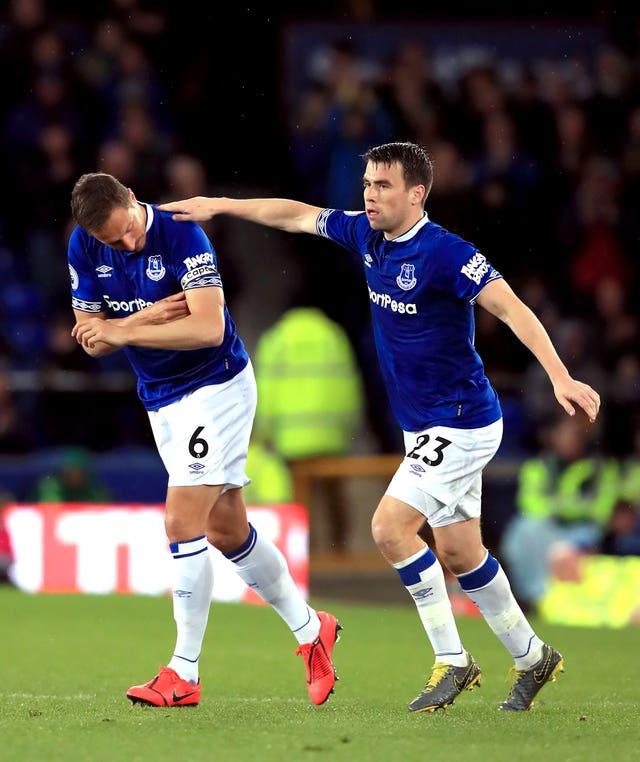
[317,209,503,431]
[68,203,249,411]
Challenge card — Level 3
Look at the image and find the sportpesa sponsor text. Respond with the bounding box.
[103,295,153,312]
[368,286,417,314]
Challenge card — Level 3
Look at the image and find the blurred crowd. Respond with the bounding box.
[1,0,640,471]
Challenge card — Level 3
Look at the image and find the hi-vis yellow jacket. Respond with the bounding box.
[517,456,620,525]
[253,307,364,460]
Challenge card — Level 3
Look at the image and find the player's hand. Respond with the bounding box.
[553,377,601,423]
[156,196,221,221]
[133,292,190,325]
[72,318,126,350]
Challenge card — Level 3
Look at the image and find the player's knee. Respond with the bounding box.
[164,513,198,544]
[371,514,399,555]
[437,542,485,576]
[206,521,251,554]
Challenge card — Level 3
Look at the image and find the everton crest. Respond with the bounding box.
[146,254,166,282]
[396,263,417,291]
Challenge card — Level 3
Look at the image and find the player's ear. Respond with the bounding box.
[411,184,426,206]
[128,188,137,203]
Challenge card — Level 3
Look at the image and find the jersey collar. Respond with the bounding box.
[141,202,154,231]
[388,212,429,243]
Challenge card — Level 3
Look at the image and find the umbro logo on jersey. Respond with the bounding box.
[189,463,205,473]
[95,264,113,278]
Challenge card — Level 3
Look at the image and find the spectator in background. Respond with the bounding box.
[288,84,332,205]
[600,499,640,556]
[304,38,394,209]
[32,446,111,502]
[376,39,448,148]
[2,67,86,255]
[585,44,634,157]
[422,140,476,239]
[0,0,49,127]
[252,293,365,552]
[500,415,619,612]
[99,35,172,141]
[520,317,607,427]
[162,153,241,306]
[550,101,596,198]
[556,155,634,314]
[325,99,394,210]
[508,66,557,175]
[96,138,138,189]
[619,103,640,213]
[163,155,220,240]
[606,355,640,453]
[469,108,545,267]
[591,275,638,370]
[110,100,173,200]
[445,62,508,158]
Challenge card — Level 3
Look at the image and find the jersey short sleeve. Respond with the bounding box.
[172,222,223,291]
[68,226,105,313]
[431,238,503,302]
[316,208,372,258]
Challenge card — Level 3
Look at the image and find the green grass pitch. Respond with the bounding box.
[1,586,637,762]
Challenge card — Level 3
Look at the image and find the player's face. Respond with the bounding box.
[92,203,147,252]
[363,160,425,239]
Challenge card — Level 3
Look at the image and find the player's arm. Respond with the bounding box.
[72,309,115,357]
[475,278,600,423]
[157,196,323,236]
[72,293,191,357]
[126,291,190,326]
[73,286,224,351]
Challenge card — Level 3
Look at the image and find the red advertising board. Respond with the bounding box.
[5,503,309,603]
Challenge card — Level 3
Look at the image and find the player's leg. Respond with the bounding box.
[376,420,510,711]
[205,362,340,705]
[209,486,341,705]
[128,375,242,708]
[209,486,322,640]
[371,494,480,712]
[127,482,220,707]
[435,511,564,711]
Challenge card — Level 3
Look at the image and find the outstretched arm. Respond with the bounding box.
[476,278,601,423]
[157,196,323,236]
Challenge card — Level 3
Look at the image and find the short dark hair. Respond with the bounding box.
[362,142,433,205]
[70,172,133,234]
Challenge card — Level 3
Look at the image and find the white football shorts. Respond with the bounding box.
[148,361,257,491]
[385,418,503,528]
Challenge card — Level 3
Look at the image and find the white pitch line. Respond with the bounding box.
[5,693,96,700]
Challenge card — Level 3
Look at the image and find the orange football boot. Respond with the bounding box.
[126,666,201,707]
[295,610,342,705]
